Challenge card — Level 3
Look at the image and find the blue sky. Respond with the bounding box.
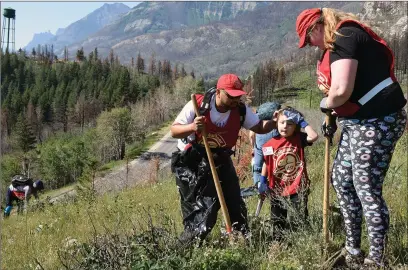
[1,2,140,49]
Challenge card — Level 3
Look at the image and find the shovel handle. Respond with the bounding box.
[191,94,233,234]
[323,113,331,244]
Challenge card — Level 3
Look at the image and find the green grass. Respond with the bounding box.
[2,131,407,269]
[2,68,407,269]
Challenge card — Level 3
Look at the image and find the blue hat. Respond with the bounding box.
[256,102,281,120]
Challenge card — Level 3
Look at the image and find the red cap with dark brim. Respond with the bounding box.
[296,8,321,48]
[217,74,246,97]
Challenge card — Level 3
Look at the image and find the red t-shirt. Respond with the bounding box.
[262,132,309,196]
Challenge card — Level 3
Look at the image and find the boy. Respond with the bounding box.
[260,107,318,238]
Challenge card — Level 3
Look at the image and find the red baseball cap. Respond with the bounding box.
[296,8,321,48]
[216,74,246,97]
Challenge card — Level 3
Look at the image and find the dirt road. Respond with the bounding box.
[94,131,177,194]
[49,131,178,203]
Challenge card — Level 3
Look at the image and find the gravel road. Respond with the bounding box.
[49,131,178,203]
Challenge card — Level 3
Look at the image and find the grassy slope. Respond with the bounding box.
[2,70,407,269]
[2,133,406,269]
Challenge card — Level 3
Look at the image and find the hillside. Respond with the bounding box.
[66,2,349,79]
[63,1,407,79]
[2,100,407,269]
[26,2,407,79]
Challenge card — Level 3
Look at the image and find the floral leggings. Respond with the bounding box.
[331,109,406,262]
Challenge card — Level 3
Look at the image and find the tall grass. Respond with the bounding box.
[1,131,406,269]
[2,71,407,269]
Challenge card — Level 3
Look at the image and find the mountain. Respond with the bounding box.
[53,2,407,79]
[67,1,348,78]
[359,2,408,38]
[24,31,55,51]
[55,28,65,36]
[67,2,267,59]
[94,2,264,38]
[25,3,130,54]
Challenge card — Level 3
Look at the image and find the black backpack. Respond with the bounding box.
[11,175,33,188]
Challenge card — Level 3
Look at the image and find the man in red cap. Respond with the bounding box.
[170,73,276,245]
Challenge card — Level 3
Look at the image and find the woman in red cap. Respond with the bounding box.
[296,7,407,268]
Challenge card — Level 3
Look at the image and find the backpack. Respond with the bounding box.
[11,175,33,188]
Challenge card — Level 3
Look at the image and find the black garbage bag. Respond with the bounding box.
[171,144,248,244]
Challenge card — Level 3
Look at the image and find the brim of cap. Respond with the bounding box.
[224,89,247,97]
[298,33,307,48]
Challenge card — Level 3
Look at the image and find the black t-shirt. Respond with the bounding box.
[329,22,406,118]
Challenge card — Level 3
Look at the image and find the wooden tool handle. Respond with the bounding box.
[191,94,232,233]
[323,113,331,244]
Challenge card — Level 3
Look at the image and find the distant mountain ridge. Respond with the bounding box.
[67,1,347,78]
[24,3,130,53]
[25,31,55,51]
[27,2,407,80]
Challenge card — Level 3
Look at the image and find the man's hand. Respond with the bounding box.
[283,109,308,128]
[192,116,206,132]
[258,175,269,194]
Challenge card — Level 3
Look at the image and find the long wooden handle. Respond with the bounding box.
[191,94,233,234]
[323,113,331,244]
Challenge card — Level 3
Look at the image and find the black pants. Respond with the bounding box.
[269,191,309,239]
[172,147,248,244]
[5,188,24,213]
[6,188,21,207]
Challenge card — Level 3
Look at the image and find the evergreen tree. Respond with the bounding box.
[93,47,98,61]
[109,49,115,66]
[148,53,156,75]
[31,48,36,60]
[114,67,131,106]
[181,64,187,78]
[14,114,36,152]
[76,47,85,62]
[137,52,145,73]
[64,46,68,62]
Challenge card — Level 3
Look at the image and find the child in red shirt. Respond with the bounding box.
[260,107,318,239]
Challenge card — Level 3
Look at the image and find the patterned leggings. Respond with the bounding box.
[331,109,406,262]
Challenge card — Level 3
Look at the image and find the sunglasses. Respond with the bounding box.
[221,90,241,100]
[305,23,317,45]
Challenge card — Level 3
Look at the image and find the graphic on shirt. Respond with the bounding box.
[198,132,227,148]
[317,60,330,93]
[262,146,274,156]
[273,146,303,182]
